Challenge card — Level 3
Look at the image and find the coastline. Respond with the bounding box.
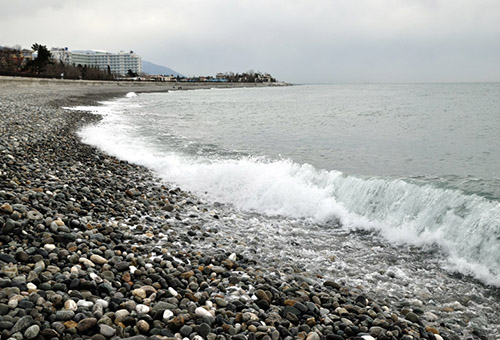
[0,82,460,340]
[0,75,290,90]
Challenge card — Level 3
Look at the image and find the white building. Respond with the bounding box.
[51,47,72,64]
[69,50,142,76]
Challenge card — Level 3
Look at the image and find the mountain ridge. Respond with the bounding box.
[142,60,183,77]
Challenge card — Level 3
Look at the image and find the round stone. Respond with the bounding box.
[90,254,108,265]
[136,304,150,314]
[198,323,211,337]
[77,317,97,332]
[195,307,212,317]
[180,325,193,337]
[64,299,78,311]
[163,310,174,321]
[56,310,75,321]
[99,324,116,337]
[24,324,40,339]
[132,288,147,299]
[137,319,150,333]
[95,299,108,308]
[44,244,56,251]
[27,211,43,220]
[306,332,320,340]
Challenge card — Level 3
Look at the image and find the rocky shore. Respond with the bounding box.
[0,83,461,340]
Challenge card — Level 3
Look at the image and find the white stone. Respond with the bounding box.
[195,306,213,317]
[228,253,237,261]
[26,283,37,292]
[361,336,376,340]
[44,244,56,251]
[168,287,178,297]
[136,304,150,314]
[64,299,78,311]
[89,272,103,283]
[79,258,95,268]
[95,299,108,308]
[77,300,94,308]
[162,310,174,321]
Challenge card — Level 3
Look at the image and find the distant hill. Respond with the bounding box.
[142,60,183,77]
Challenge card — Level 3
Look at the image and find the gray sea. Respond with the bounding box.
[72,83,500,338]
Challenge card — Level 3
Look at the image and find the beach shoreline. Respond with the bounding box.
[0,82,465,340]
[0,75,289,90]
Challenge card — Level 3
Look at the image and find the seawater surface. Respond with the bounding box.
[72,84,500,338]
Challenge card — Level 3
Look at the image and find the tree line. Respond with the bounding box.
[0,43,114,80]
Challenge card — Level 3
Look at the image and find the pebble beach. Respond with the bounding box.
[0,80,466,340]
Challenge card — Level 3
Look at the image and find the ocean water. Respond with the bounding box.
[71,84,500,337]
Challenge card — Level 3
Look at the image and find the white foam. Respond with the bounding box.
[74,99,500,287]
[126,92,137,98]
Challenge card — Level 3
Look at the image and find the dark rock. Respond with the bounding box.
[0,253,16,263]
[15,250,29,262]
[78,317,97,332]
[10,315,34,334]
[179,325,193,337]
[323,281,341,289]
[198,323,211,337]
[120,336,147,340]
[0,321,13,330]
[55,310,75,321]
[406,312,420,324]
[40,328,60,338]
[0,304,9,315]
[115,261,130,271]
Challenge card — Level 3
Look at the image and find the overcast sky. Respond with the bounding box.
[1,0,500,83]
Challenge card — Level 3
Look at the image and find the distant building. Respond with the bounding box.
[67,50,142,76]
[51,47,72,64]
[0,46,33,71]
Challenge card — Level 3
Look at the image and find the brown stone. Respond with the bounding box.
[121,272,131,283]
[306,317,316,326]
[425,326,440,334]
[181,270,195,279]
[185,292,199,302]
[168,316,185,328]
[64,321,78,329]
[255,289,271,302]
[0,203,13,214]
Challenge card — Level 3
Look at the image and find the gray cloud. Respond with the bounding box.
[1,0,499,83]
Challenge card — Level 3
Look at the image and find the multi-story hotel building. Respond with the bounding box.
[54,49,142,76]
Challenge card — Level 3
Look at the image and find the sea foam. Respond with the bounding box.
[75,94,500,287]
